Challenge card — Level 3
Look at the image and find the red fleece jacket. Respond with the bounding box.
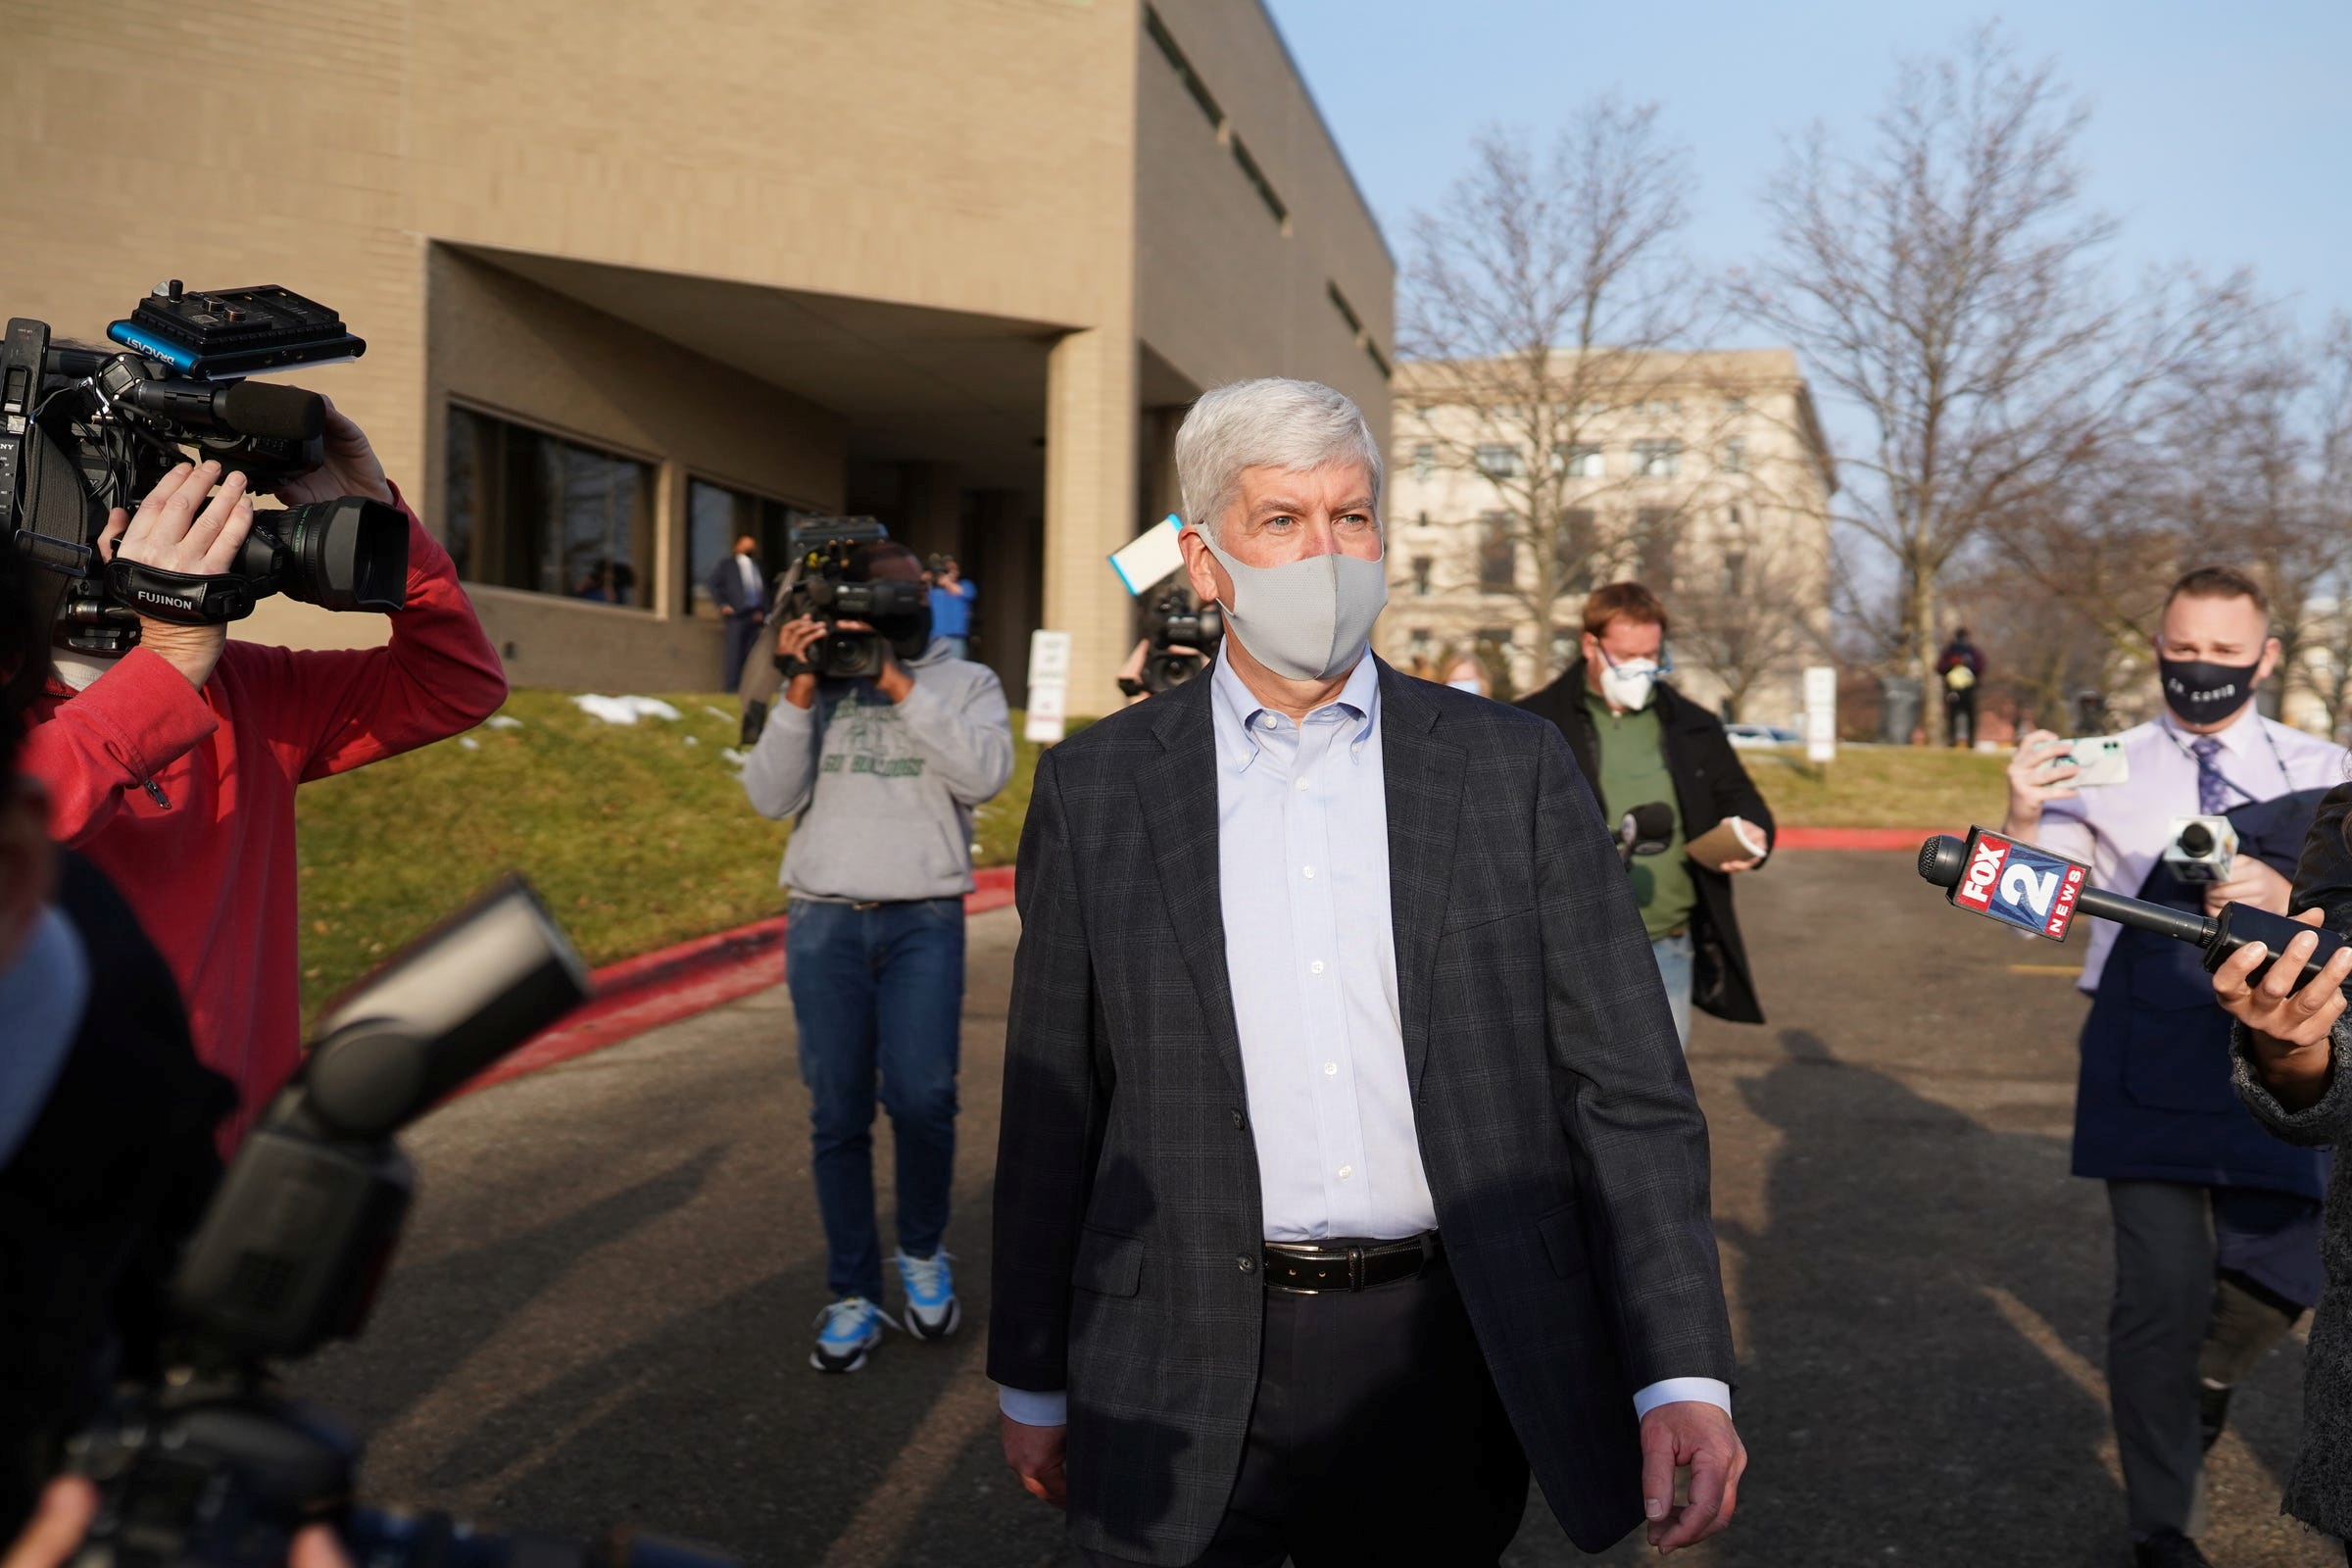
[23,488,507,1146]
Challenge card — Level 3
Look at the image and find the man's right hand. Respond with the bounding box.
[2002,729,2079,838]
[96,461,256,690]
[1000,1415,1068,1508]
[773,615,826,710]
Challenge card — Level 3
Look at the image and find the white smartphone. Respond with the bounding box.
[2060,735,2129,787]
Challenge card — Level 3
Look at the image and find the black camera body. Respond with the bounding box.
[3,284,406,656]
[770,517,930,682]
[1121,589,1222,697]
[59,881,724,1568]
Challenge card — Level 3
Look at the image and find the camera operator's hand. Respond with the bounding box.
[2212,907,2351,1112]
[268,397,395,508]
[2001,729,2079,840]
[96,460,255,689]
[2204,855,2293,917]
[774,615,827,710]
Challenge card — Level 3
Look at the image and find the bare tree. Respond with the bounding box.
[1671,519,1826,721]
[1733,26,2241,742]
[1398,99,1741,685]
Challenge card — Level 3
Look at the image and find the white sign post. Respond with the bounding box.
[1026,629,1073,744]
[1803,665,1838,764]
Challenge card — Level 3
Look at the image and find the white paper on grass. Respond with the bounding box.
[570,695,683,726]
[484,714,523,730]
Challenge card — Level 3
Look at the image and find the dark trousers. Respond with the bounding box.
[721,611,764,693]
[2105,1180,2320,1539]
[783,897,964,1303]
[1084,1253,1529,1568]
[1944,687,1977,747]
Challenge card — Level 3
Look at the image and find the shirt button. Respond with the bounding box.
[1261,713,1277,729]
[1310,959,1325,974]
[1337,1164,1354,1181]
[1238,1255,1256,1273]
[1351,742,1363,754]
[1296,778,1310,792]
[1323,1061,1338,1076]
[1302,864,1315,879]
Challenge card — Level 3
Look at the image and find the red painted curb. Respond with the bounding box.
[1776,827,1943,853]
[460,866,1019,1098]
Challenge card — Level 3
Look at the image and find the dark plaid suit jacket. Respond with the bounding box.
[989,659,1737,1563]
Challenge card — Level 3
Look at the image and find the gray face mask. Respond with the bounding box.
[1197,530,1389,682]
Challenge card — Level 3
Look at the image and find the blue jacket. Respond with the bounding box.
[2072,788,2333,1200]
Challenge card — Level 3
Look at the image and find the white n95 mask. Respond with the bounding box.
[1197,531,1388,682]
[1598,659,1660,711]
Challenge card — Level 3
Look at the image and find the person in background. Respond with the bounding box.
[2003,566,2345,1568]
[708,533,770,692]
[741,541,1013,1374]
[1938,628,1984,749]
[927,554,977,662]
[20,406,507,1150]
[1442,652,1487,696]
[1516,582,1774,1051]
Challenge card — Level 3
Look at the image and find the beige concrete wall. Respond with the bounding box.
[1135,0,1396,430]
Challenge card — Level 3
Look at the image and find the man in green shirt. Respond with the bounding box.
[1517,582,1776,1048]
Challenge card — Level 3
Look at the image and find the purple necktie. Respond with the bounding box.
[2190,735,2229,814]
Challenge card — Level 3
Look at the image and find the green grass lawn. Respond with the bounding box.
[293,699,2004,1021]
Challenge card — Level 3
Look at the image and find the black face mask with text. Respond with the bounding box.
[2158,656,2261,728]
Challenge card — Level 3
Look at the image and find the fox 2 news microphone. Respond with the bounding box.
[1917,827,2348,990]
[63,878,738,1568]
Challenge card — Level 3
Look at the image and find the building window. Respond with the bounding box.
[1720,437,1747,474]
[1632,399,1683,418]
[1230,135,1289,228]
[445,406,655,607]
[1408,625,1433,658]
[1555,508,1597,594]
[1145,6,1223,130]
[1634,507,1676,590]
[1411,556,1433,597]
[1478,512,1516,592]
[686,478,809,615]
[1474,444,1522,479]
[1554,443,1604,479]
[1411,444,1435,481]
[1721,550,1747,599]
[1632,440,1682,478]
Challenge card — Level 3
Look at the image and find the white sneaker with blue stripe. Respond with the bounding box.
[896,1249,961,1342]
[809,1296,893,1373]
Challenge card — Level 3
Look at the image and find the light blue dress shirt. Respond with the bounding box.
[997,652,1730,1428]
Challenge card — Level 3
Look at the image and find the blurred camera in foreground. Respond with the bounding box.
[63,878,735,1568]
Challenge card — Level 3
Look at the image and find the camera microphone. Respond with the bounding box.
[119,372,326,442]
[1917,828,2344,990]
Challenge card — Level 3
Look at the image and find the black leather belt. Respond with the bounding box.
[1261,1232,1443,1294]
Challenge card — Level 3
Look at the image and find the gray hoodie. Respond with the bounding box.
[741,639,1014,903]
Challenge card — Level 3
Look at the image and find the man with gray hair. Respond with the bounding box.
[990,377,1745,1564]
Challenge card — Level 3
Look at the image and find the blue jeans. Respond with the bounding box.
[1651,931,1694,1052]
[784,896,966,1302]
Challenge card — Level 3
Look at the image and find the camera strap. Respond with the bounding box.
[106,559,258,624]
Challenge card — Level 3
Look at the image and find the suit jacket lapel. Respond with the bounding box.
[1379,662,1464,1099]
[1140,676,1250,1099]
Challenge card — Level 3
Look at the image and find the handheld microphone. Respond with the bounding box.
[1618,802,1675,865]
[1917,828,2346,990]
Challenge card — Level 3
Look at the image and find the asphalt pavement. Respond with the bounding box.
[291,851,2342,1567]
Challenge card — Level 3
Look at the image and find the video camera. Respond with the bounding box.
[62,879,731,1568]
[1118,588,1222,698]
[769,517,930,683]
[3,283,407,655]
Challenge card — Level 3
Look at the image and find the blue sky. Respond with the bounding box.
[1262,1,2352,342]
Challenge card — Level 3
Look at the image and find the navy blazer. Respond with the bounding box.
[989,661,1737,1563]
